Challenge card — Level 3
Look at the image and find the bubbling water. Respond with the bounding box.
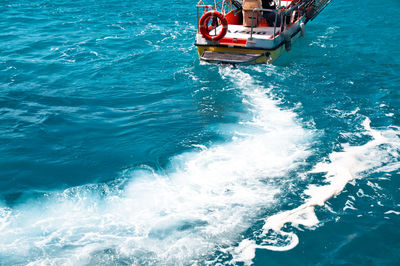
[0,67,313,264]
[233,118,400,264]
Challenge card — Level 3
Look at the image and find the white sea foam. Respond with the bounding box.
[0,67,312,264]
[384,210,400,215]
[229,119,400,264]
[254,118,400,256]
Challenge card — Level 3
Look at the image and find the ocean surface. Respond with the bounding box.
[1,0,399,265]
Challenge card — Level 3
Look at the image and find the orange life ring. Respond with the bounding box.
[199,11,228,41]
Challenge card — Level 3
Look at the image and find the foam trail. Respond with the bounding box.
[260,118,400,249]
[0,67,312,265]
[231,119,400,264]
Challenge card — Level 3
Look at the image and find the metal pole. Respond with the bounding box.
[249,8,280,39]
[250,9,255,40]
[197,7,199,33]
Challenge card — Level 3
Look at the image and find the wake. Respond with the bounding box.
[0,67,312,264]
[233,112,400,265]
[1,66,398,265]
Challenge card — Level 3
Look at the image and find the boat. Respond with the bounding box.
[195,0,332,64]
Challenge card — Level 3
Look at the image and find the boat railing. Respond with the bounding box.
[249,1,306,41]
[196,0,239,33]
[249,9,280,40]
[283,1,306,17]
[196,4,214,33]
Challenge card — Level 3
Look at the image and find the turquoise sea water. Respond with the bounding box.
[1,0,400,264]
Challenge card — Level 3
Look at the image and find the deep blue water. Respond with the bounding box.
[1,0,399,265]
